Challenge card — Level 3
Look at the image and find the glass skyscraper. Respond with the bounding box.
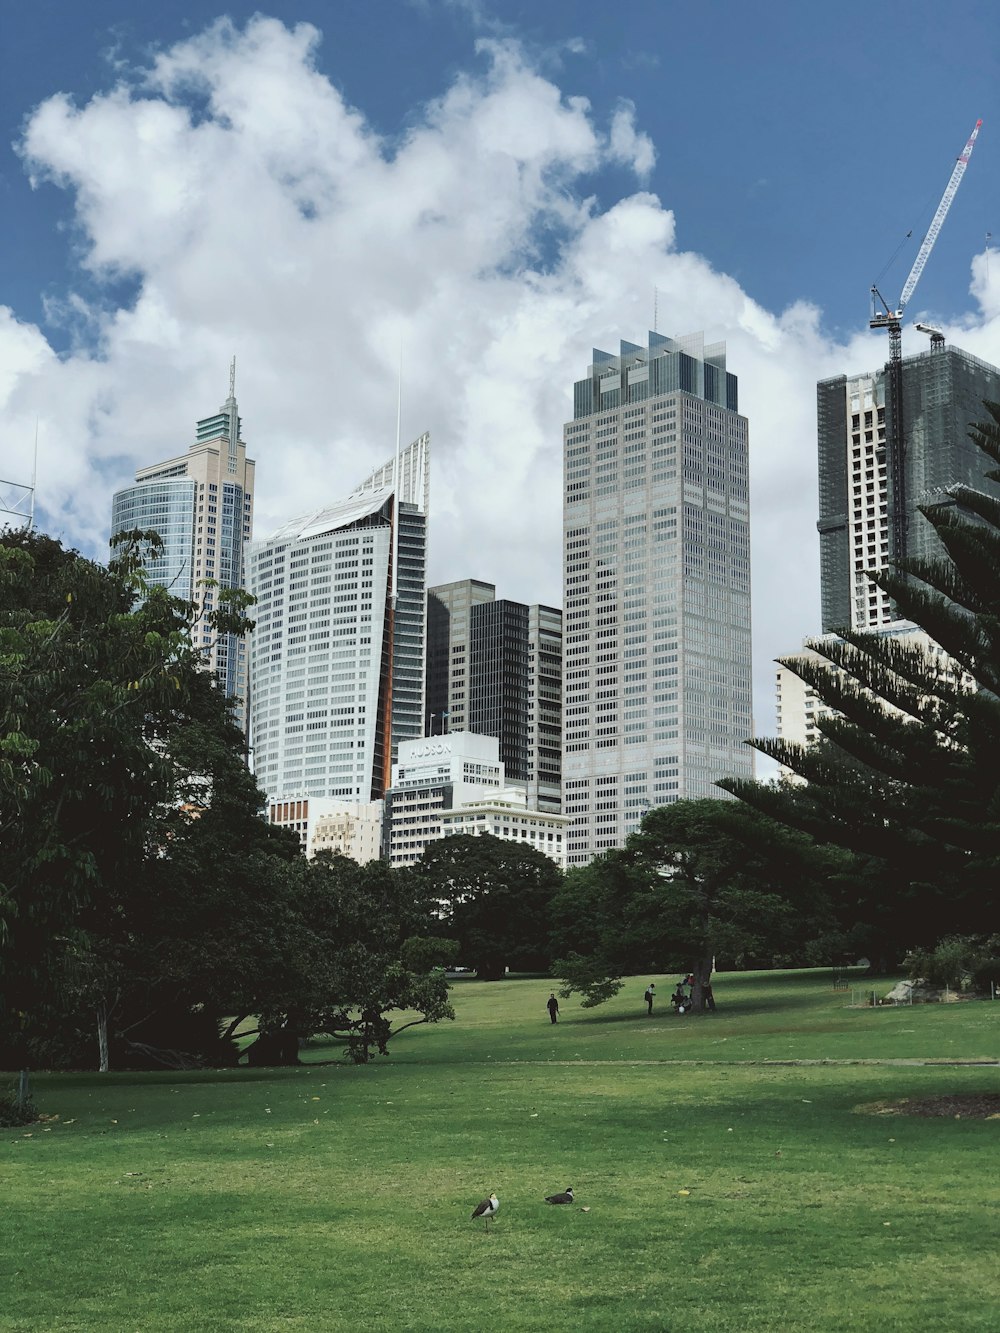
[110,379,255,718]
[247,433,429,802]
[426,580,563,813]
[561,332,753,864]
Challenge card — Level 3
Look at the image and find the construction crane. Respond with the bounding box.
[869,118,982,563]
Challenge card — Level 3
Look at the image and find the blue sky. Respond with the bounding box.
[1,0,999,739]
[4,1,997,345]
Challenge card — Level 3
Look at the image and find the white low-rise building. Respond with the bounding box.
[383,732,569,868]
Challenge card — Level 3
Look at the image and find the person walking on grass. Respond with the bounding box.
[547,992,560,1024]
[644,983,655,1015]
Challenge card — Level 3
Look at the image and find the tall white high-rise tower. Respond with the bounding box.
[247,433,429,802]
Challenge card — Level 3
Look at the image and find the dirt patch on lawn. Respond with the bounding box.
[857,1094,1000,1120]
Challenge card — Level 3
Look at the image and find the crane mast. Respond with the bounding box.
[869,118,982,564]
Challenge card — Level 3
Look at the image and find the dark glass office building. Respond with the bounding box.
[426,580,563,813]
[817,344,1000,633]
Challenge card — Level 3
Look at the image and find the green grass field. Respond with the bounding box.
[4,969,998,1331]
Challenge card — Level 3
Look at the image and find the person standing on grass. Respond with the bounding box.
[644,983,655,1015]
[547,992,560,1024]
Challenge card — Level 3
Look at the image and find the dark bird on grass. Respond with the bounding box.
[544,1187,575,1205]
[471,1192,500,1230]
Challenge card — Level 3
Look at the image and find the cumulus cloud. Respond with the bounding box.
[2,15,998,743]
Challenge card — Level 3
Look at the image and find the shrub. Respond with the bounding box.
[904,935,1000,994]
[0,1087,39,1128]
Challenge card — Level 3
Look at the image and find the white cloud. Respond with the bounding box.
[3,16,999,748]
[608,101,656,177]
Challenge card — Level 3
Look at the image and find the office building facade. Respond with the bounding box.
[425,579,496,735]
[247,433,429,802]
[110,378,255,716]
[382,732,569,868]
[562,331,753,864]
[817,343,1000,633]
[267,796,383,863]
[427,581,563,813]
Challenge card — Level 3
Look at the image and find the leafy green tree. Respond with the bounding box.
[0,527,264,1067]
[237,854,454,1065]
[720,401,1000,955]
[553,799,845,1010]
[415,834,562,980]
[1,530,450,1071]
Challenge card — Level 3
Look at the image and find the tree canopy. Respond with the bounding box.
[0,530,450,1070]
[553,798,846,1009]
[415,833,562,980]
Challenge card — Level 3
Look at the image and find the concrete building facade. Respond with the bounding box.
[561,331,753,864]
[247,433,429,802]
[267,796,383,862]
[382,732,569,868]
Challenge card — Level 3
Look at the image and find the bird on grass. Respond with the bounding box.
[471,1192,500,1231]
[544,1187,575,1205]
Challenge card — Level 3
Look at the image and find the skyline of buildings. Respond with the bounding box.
[105,324,1000,863]
[106,328,761,866]
[109,370,255,720]
[560,331,754,863]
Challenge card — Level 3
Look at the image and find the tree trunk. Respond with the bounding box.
[691,951,715,1013]
[476,957,506,981]
[97,1004,109,1072]
[246,1029,301,1065]
[16,1069,30,1108]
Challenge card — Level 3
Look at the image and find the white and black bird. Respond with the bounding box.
[471,1191,500,1231]
[544,1187,575,1205]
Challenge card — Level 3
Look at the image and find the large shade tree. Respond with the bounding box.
[416,833,562,980]
[238,853,455,1065]
[0,530,450,1070]
[720,402,1000,954]
[552,798,846,1010]
[0,528,245,1067]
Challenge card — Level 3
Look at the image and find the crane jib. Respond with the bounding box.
[896,117,982,317]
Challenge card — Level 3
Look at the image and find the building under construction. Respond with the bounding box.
[817,342,1000,634]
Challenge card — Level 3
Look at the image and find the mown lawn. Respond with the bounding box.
[3,969,998,1331]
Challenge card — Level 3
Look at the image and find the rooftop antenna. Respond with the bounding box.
[0,419,37,530]
[653,286,659,333]
[225,355,239,473]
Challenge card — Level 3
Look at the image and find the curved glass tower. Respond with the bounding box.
[110,377,255,720]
